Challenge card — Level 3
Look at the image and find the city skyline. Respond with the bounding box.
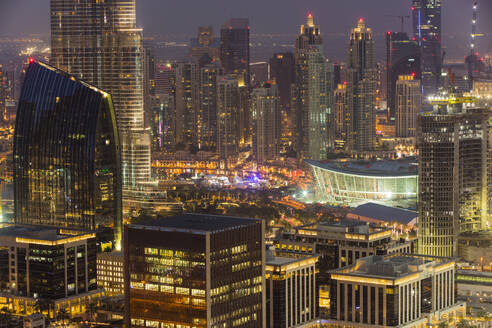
[2,1,489,49]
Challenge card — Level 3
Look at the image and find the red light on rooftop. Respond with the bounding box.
[411,6,415,10]
[29,57,35,63]
[387,31,391,35]
[307,13,313,18]
[358,17,364,23]
[411,72,416,77]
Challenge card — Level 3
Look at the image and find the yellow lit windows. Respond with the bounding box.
[176,287,189,295]
[145,283,159,291]
[144,248,158,255]
[192,289,205,297]
[160,285,173,293]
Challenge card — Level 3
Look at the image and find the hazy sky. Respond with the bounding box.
[0,0,477,37]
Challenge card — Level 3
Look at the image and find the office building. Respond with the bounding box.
[190,26,220,62]
[155,63,175,96]
[265,249,318,328]
[252,83,281,163]
[124,214,266,328]
[50,0,151,191]
[97,251,124,296]
[346,19,377,152]
[198,63,222,151]
[217,76,240,163]
[294,14,332,160]
[150,94,175,153]
[238,84,251,145]
[334,83,348,150]
[14,61,122,248]
[418,106,491,257]
[386,32,420,121]
[275,220,411,317]
[220,18,250,86]
[412,0,442,97]
[329,254,465,327]
[143,40,156,128]
[395,75,421,137]
[174,61,199,149]
[0,225,103,318]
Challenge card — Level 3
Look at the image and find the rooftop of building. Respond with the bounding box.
[294,219,391,236]
[131,213,261,234]
[265,248,318,269]
[349,202,417,225]
[305,158,418,177]
[0,224,94,243]
[331,254,453,281]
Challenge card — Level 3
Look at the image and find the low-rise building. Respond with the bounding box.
[0,225,104,318]
[329,254,466,327]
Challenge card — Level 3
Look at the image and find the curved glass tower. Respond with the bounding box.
[14,61,122,249]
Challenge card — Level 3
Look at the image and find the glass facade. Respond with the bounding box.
[307,161,417,207]
[125,215,265,328]
[14,62,122,247]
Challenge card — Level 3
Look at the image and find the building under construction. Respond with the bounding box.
[417,95,491,258]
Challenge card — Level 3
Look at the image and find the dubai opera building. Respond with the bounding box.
[306,159,418,208]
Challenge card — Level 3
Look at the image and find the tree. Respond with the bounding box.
[56,308,70,327]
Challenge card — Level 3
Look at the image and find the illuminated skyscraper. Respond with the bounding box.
[14,61,122,248]
[217,76,240,163]
[418,105,490,257]
[346,19,377,152]
[334,83,348,150]
[294,13,332,160]
[386,32,420,120]
[198,62,222,150]
[251,83,281,163]
[395,75,421,137]
[174,61,199,150]
[50,0,151,191]
[220,18,250,86]
[412,0,442,97]
[150,94,175,153]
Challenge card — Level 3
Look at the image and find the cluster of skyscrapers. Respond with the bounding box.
[2,0,492,327]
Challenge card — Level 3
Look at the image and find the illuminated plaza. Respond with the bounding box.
[306,159,418,208]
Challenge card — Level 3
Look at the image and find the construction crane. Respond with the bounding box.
[385,15,410,33]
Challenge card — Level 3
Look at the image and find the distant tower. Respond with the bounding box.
[174,61,199,149]
[294,13,332,161]
[412,0,442,96]
[395,75,421,137]
[252,83,281,163]
[217,76,240,164]
[269,52,296,152]
[334,83,348,150]
[386,31,420,121]
[190,26,220,62]
[220,19,250,87]
[346,18,377,152]
[198,62,223,151]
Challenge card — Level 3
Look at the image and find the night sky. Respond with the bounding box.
[1,0,491,58]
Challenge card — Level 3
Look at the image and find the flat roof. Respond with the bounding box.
[0,225,93,242]
[331,254,453,281]
[131,213,261,233]
[305,158,418,177]
[349,202,417,225]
